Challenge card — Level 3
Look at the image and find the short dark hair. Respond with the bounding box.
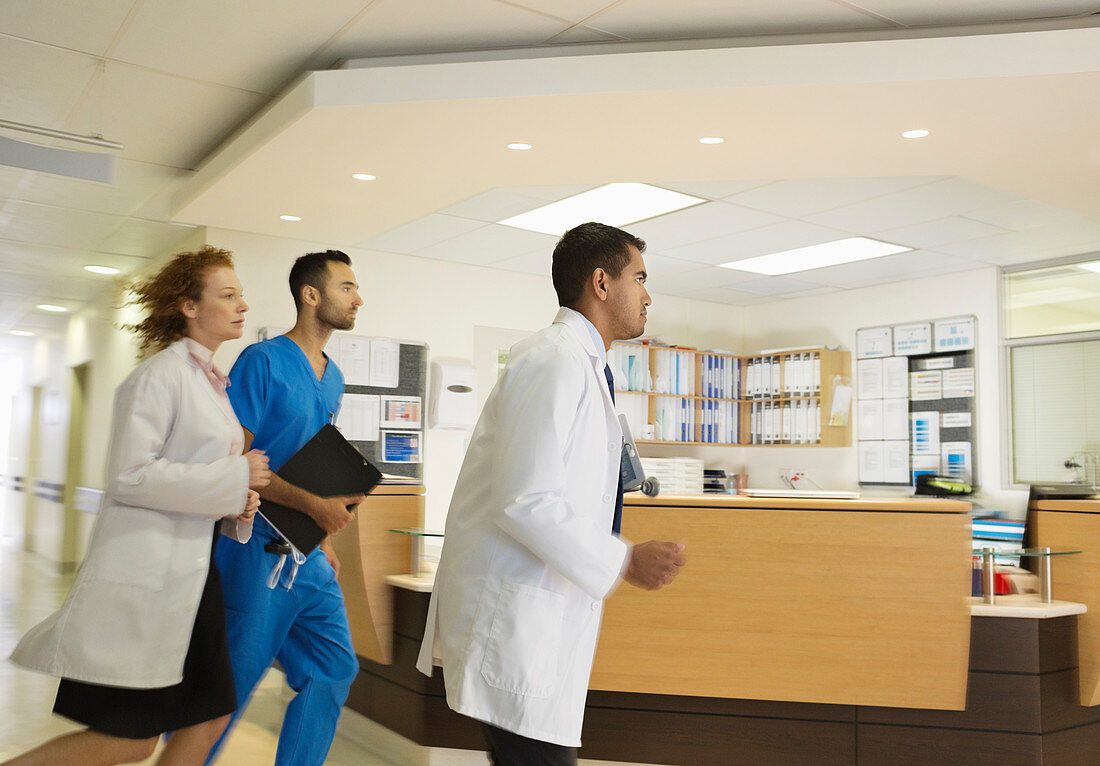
[551,222,646,307]
[289,250,352,311]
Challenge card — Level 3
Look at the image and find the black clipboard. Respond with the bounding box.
[258,424,382,554]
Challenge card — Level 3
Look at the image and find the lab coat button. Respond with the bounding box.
[197,556,208,567]
[590,601,600,611]
[603,494,611,502]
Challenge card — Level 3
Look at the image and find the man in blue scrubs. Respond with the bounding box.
[207,250,365,766]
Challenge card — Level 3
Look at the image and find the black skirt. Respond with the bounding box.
[53,532,237,739]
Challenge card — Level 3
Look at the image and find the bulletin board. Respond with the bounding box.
[328,335,428,481]
[855,316,978,488]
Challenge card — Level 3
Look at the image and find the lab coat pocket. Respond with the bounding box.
[481,581,565,699]
[81,506,173,592]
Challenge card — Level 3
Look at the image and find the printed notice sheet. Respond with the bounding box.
[335,393,380,442]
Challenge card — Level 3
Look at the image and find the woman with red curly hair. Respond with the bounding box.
[7,247,271,766]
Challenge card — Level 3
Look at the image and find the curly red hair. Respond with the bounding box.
[125,246,235,358]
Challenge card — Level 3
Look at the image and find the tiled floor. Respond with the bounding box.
[0,538,399,766]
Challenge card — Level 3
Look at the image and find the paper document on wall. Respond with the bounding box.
[368,339,400,388]
[859,441,885,483]
[337,336,371,386]
[884,440,910,484]
[883,357,909,398]
[910,412,940,454]
[941,441,972,482]
[910,370,942,401]
[857,398,883,440]
[883,398,909,440]
[942,368,975,398]
[857,358,884,399]
[335,393,380,441]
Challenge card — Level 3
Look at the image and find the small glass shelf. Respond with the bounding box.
[389,528,444,576]
[973,546,1081,604]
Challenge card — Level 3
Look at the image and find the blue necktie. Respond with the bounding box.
[604,364,624,535]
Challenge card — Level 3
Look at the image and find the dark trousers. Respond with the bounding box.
[481,722,578,766]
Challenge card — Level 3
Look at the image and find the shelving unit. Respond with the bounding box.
[609,342,851,448]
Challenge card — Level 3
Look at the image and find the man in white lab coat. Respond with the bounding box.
[417,222,687,765]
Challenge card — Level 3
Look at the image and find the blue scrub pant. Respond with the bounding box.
[206,525,359,766]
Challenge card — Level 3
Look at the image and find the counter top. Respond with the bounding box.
[1033,498,1100,513]
[969,596,1086,618]
[371,483,426,495]
[625,492,970,513]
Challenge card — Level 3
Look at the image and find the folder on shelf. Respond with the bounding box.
[258,423,383,554]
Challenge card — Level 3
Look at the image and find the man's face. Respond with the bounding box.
[316,261,363,331]
[606,245,651,341]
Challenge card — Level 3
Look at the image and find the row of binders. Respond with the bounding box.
[699,353,741,399]
[697,400,740,444]
[746,353,821,399]
[749,400,821,444]
[616,394,741,444]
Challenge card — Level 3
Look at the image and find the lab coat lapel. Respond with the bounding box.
[551,308,619,423]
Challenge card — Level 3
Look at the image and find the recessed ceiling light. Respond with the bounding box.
[37,304,67,312]
[699,136,725,144]
[279,215,302,222]
[902,129,930,139]
[9,330,34,336]
[84,265,119,275]
[499,183,706,236]
[352,173,376,181]
[1079,260,1100,273]
[719,237,913,276]
[507,143,532,151]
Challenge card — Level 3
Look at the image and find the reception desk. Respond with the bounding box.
[342,492,1100,764]
[1028,495,1100,705]
[329,483,424,664]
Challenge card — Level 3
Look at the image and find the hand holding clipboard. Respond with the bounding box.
[258,424,383,554]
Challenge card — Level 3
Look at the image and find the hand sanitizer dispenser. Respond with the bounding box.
[429,360,477,429]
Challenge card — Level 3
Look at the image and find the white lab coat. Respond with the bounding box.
[417,307,630,747]
[11,339,250,689]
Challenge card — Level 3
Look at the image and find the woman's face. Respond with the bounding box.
[183,266,248,350]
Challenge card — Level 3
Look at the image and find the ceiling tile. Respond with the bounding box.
[65,62,269,168]
[658,180,771,200]
[543,25,625,43]
[630,201,785,251]
[681,286,776,306]
[0,36,99,128]
[96,218,198,258]
[641,256,758,295]
[111,0,367,93]
[587,0,892,39]
[724,176,945,218]
[963,199,1084,231]
[873,216,1009,250]
[851,0,1100,27]
[0,200,123,251]
[667,220,856,266]
[507,184,599,201]
[0,160,185,217]
[937,219,1100,265]
[506,0,623,24]
[358,213,486,253]
[805,178,1022,234]
[328,0,571,60]
[493,249,553,276]
[3,0,134,56]
[416,223,559,266]
[728,276,824,296]
[794,250,981,289]
[438,188,548,222]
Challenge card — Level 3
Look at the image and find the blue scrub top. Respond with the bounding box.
[227,335,345,472]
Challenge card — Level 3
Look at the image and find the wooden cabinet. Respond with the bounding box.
[608,343,851,448]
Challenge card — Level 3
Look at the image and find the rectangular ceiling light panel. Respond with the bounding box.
[719,236,913,275]
[499,183,705,236]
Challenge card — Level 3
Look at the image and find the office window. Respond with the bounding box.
[1005,255,1100,484]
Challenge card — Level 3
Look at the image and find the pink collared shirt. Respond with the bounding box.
[182,336,244,456]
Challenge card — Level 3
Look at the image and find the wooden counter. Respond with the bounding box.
[1029,496,1100,705]
[590,493,973,710]
[330,483,423,664]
